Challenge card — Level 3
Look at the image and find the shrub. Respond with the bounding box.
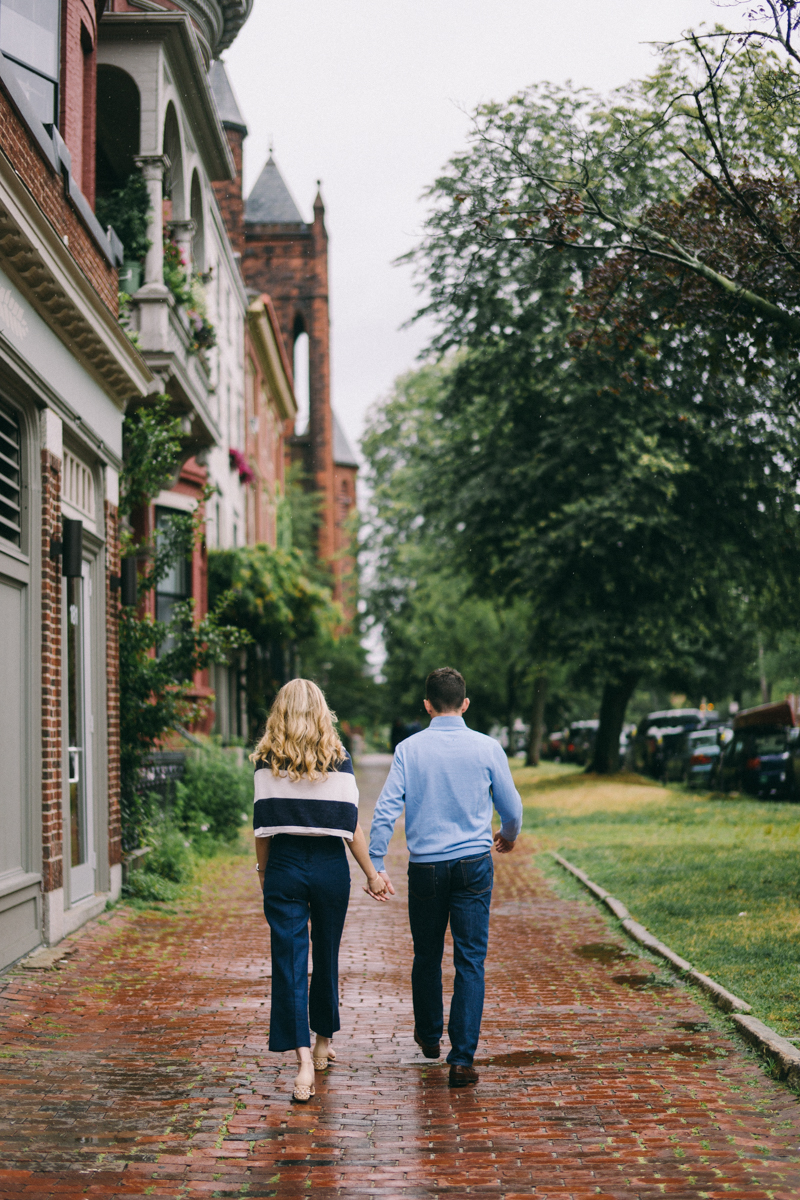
[143,821,194,883]
[95,170,151,263]
[175,744,253,843]
[125,871,182,903]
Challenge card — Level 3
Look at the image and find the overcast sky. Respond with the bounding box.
[224,0,727,456]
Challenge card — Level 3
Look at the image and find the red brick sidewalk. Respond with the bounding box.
[2,756,800,1199]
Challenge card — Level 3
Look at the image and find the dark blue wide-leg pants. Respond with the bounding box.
[408,852,493,1066]
[262,834,350,1052]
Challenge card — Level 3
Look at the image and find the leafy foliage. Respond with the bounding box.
[120,400,184,518]
[119,407,249,851]
[363,364,546,738]
[208,543,338,741]
[300,632,386,740]
[387,50,800,763]
[174,746,253,844]
[95,170,151,263]
[162,238,193,306]
[410,36,800,361]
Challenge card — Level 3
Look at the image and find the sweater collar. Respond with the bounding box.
[429,715,466,729]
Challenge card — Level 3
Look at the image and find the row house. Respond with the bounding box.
[97,3,299,739]
[0,0,153,971]
[0,0,355,971]
[97,2,255,722]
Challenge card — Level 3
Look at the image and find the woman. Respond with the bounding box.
[252,678,388,1102]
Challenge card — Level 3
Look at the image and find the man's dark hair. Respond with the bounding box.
[425,667,466,713]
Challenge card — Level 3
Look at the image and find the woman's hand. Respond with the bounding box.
[363,872,389,902]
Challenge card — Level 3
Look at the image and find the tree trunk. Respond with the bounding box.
[505,662,517,757]
[526,674,548,766]
[590,673,639,774]
[758,640,771,704]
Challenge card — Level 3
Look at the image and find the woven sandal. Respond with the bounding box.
[313,1047,336,1071]
[291,1083,315,1103]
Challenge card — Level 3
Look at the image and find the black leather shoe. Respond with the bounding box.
[448,1064,479,1088]
[414,1026,441,1059]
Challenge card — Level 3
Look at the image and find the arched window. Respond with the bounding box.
[293,320,310,436]
[162,103,184,218]
[95,66,140,199]
[190,171,204,274]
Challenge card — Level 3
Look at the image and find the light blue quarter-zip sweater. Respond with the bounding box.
[368,715,523,871]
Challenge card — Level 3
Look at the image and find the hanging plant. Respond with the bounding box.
[163,238,192,306]
[186,275,216,353]
[229,447,254,485]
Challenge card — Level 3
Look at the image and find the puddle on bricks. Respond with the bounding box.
[488,1048,578,1066]
[611,971,675,990]
[574,941,636,964]
[487,1040,726,1068]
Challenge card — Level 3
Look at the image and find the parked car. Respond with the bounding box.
[664,726,727,787]
[718,700,800,800]
[541,729,565,761]
[619,723,635,761]
[627,709,720,779]
[562,719,600,765]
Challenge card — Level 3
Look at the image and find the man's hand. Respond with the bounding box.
[493,832,516,854]
[363,869,395,901]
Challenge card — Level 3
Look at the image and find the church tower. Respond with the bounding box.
[209,61,357,605]
[242,155,357,602]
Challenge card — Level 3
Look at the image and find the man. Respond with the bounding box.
[368,667,523,1087]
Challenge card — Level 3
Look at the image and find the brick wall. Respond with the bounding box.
[105,500,121,869]
[244,201,337,572]
[41,450,63,895]
[0,87,117,314]
[60,0,99,205]
[212,128,245,257]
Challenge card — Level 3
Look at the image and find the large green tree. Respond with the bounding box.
[397,48,800,770]
[207,543,339,742]
[420,30,800,363]
[364,364,555,746]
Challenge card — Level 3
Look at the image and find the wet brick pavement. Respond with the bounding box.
[1,755,800,1198]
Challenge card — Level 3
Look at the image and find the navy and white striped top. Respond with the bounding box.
[253,752,359,841]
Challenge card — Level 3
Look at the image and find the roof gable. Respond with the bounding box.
[246,156,305,224]
[209,59,247,134]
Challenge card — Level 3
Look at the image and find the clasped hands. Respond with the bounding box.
[364,832,516,902]
[363,871,394,902]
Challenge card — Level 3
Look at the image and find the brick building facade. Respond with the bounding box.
[1,0,353,973]
[0,0,152,971]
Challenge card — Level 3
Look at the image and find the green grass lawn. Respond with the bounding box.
[512,763,800,1037]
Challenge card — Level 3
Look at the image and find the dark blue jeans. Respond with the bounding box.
[262,834,350,1052]
[408,851,493,1066]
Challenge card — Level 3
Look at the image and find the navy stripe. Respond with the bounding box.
[253,795,358,834]
[253,751,354,776]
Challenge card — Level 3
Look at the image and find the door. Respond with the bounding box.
[0,575,26,884]
[66,561,94,902]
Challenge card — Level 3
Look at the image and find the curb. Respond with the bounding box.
[549,851,800,1083]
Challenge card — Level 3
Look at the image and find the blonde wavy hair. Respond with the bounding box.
[249,678,346,781]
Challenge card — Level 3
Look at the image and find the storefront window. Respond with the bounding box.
[0,0,60,127]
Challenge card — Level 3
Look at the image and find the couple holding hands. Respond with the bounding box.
[252,667,523,1102]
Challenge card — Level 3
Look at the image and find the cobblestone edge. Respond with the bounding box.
[549,850,800,1084]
